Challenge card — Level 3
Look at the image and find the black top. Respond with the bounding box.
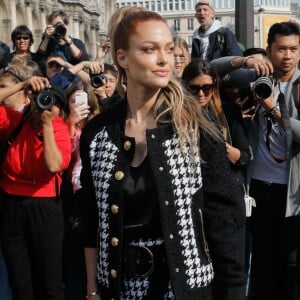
[123,155,163,242]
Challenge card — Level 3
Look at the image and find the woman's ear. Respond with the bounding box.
[117,49,128,69]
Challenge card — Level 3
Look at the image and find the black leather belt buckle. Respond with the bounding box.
[123,245,154,278]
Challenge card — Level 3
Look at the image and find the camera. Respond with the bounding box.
[90,72,107,88]
[251,76,274,101]
[33,90,56,110]
[222,69,274,102]
[53,22,66,39]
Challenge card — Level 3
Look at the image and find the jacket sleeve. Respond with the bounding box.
[191,38,201,60]
[200,133,246,299]
[224,102,251,169]
[79,126,99,248]
[72,39,90,62]
[224,28,242,56]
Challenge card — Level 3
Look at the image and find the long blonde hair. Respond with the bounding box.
[112,10,219,152]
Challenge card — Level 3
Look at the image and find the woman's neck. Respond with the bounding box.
[126,87,160,125]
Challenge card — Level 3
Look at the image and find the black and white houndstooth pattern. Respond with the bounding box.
[121,238,174,300]
[90,127,119,287]
[163,135,214,288]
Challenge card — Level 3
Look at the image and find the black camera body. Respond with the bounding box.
[53,22,66,39]
[90,73,107,88]
[223,69,274,102]
[33,90,56,110]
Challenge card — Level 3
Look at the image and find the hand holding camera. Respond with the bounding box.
[24,76,50,93]
[89,62,106,89]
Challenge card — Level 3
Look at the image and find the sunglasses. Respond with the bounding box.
[16,36,30,41]
[189,84,215,96]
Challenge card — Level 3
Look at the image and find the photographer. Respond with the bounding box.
[245,22,300,300]
[37,10,89,67]
[0,82,71,300]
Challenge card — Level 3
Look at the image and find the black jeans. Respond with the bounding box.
[249,179,300,300]
[0,194,64,300]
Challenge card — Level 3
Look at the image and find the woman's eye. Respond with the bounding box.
[166,47,174,54]
[143,47,154,53]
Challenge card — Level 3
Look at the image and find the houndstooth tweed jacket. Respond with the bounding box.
[80,100,246,300]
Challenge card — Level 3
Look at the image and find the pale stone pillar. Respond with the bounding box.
[72,13,80,38]
[10,0,17,32]
[25,1,33,33]
[90,20,97,60]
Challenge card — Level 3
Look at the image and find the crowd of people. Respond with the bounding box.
[0,1,300,300]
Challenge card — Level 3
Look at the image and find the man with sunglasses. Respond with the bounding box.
[192,0,241,61]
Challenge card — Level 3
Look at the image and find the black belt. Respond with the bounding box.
[122,244,166,278]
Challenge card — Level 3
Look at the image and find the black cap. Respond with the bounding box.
[48,85,67,108]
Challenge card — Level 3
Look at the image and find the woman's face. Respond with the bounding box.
[104,71,117,97]
[188,74,215,107]
[14,34,31,53]
[46,60,64,78]
[0,77,25,110]
[174,46,188,78]
[117,20,174,93]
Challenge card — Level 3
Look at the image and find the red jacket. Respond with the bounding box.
[0,106,71,197]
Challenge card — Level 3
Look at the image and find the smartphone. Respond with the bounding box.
[74,92,88,106]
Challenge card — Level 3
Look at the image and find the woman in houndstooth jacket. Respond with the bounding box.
[80,9,246,300]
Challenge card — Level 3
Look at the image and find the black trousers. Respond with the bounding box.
[0,194,64,300]
[249,179,300,300]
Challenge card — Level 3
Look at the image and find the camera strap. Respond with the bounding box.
[0,107,31,168]
[292,76,300,115]
[265,85,291,163]
[265,112,285,163]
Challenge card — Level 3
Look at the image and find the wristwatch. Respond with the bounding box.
[268,105,280,117]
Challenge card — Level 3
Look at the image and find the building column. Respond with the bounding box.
[235,0,254,48]
[25,0,33,33]
[90,20,97,60]
[72,13,80,39]
[10,0,17,32]
[39,3,47,31]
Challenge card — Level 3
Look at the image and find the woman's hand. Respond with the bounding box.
[226,143,241,164]
[96,39,111,62]
[23,76,50,93]
[68,102,90,126]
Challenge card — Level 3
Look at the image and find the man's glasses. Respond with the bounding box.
[16,36,30,41]
[189,84,215,96]
[174,55,186,62]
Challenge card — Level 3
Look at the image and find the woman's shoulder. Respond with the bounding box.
[82,99,125,138]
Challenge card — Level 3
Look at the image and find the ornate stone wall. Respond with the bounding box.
[0,0,116,59]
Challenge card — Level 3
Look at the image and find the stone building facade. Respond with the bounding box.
[116,0,292,49]
[0,0,116,59]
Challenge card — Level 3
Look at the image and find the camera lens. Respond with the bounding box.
[253,77,273,101]
[53,23,66,38]
[35,91,55,110]
[90,73,106,88]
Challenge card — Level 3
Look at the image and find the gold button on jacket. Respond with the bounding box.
[114,170,124,181]
[111,204,119,214]
[123,140,132,150]
[110,269,117,278]
[111,237,119,247]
